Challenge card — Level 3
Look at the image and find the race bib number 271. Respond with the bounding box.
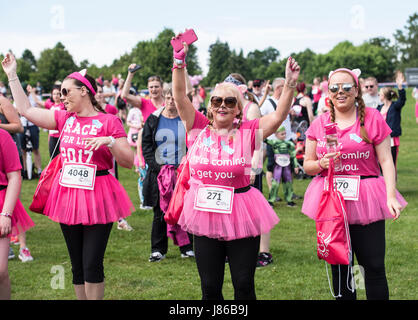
[194,185,234,214]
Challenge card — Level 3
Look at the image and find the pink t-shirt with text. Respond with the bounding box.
[54,110,126,171]
[187,110,261,189]
[306,108,391,177]
[0,129,21,185]
[46,102,66,137]
[140,97,158,122]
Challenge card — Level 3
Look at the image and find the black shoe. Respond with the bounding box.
[275,197,282,202]
[287,201,296,207]
[268,201,274,208]
[292,194,302,200]
[256,252,273,268]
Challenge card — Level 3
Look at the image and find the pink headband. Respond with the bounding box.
[328,68,361,86]
[67,69,96,95]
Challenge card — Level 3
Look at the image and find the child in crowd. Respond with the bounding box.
[266,126,299,207]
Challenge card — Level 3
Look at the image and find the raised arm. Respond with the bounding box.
[172,42,196,133]
[121,65,142,108]
[0,96,23,133]
[258,80,271,107]
[1,53,56,130]
[259,57,300,139]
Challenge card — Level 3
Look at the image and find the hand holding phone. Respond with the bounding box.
[170,29,198,53]
[128,64,142,73]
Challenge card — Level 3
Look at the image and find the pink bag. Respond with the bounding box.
[164,158,190,225]
[29,155,62,214]
[315,159,352,265]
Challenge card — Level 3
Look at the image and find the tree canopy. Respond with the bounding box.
[1,13,417,92]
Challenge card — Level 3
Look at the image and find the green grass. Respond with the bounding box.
[8,89,418,300]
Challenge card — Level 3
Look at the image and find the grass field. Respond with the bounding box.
[8,89,418,300]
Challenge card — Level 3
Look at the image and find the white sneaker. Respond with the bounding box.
[149,252,165,262]
[139,204,153,210]
[18,247,34,262]
[181,250,195,258]
[117,219,133,231]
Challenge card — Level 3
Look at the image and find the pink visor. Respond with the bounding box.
[67,70,96,95]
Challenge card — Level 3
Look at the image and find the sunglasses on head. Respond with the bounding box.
[61,87,82,97]
[365,85,374,89]
[210,96,238,109]
[329,83,355,93]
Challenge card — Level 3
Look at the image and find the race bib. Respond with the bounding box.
[59,163,97,190]
[324,175,360,201]
[275,154,290,167]
[194,185,234,214]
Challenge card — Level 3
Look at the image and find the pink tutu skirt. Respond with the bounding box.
[44,174,135,225]
[302,176,408,225]
[0,189,35,237]
[178,179,279,241]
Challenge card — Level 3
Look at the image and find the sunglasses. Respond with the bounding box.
[365,85,374,89]
[61,87,82,97]
[210,96,238,109]
[329,83,355,93]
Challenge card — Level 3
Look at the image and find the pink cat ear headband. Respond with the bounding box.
[328,68,361,86]
[66,69,96,95]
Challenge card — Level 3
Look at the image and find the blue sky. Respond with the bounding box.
[0,0,416,75]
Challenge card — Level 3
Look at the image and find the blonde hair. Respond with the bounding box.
[207,82,244,129]
[329,71,371,144]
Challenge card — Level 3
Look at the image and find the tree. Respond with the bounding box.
[36,42,78,92]
[203,40,232,86]
[247,47,280,80]
[394,12,418,69]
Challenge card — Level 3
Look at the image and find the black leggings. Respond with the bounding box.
[60,223,113,285]
[194,235,260,300]
[331,220,388,300]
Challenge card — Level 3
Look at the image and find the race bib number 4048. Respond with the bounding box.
[59,163,97,190]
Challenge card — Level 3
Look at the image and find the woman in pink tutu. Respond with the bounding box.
[302,67,407,300]
[2,52,135,300]
[0,128,35,299]
[172,37,300,300]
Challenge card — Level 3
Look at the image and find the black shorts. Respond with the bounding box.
[19,125,40,150]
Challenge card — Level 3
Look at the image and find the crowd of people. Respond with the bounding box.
[0,31,412,300]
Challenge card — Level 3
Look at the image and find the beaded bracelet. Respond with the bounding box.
[0,212,12,219]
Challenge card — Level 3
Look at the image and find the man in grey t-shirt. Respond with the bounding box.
[363,77,380,109]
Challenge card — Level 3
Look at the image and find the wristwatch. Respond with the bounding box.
[174,58,184,65]
[107,136,116,148]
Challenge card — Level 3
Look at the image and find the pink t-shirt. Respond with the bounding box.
[46,102,66,137]
[140,97,158,122]
[105,104,118,115]
[306,108,391,177]
[54,110,126,171]
[187,110,261,189]
[0,129,21,185]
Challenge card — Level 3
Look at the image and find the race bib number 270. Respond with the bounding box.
[324,175,360,201]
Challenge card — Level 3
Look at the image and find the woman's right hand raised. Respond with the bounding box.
[1,52,18,77]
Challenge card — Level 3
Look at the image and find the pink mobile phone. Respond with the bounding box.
[171,29,198,52]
